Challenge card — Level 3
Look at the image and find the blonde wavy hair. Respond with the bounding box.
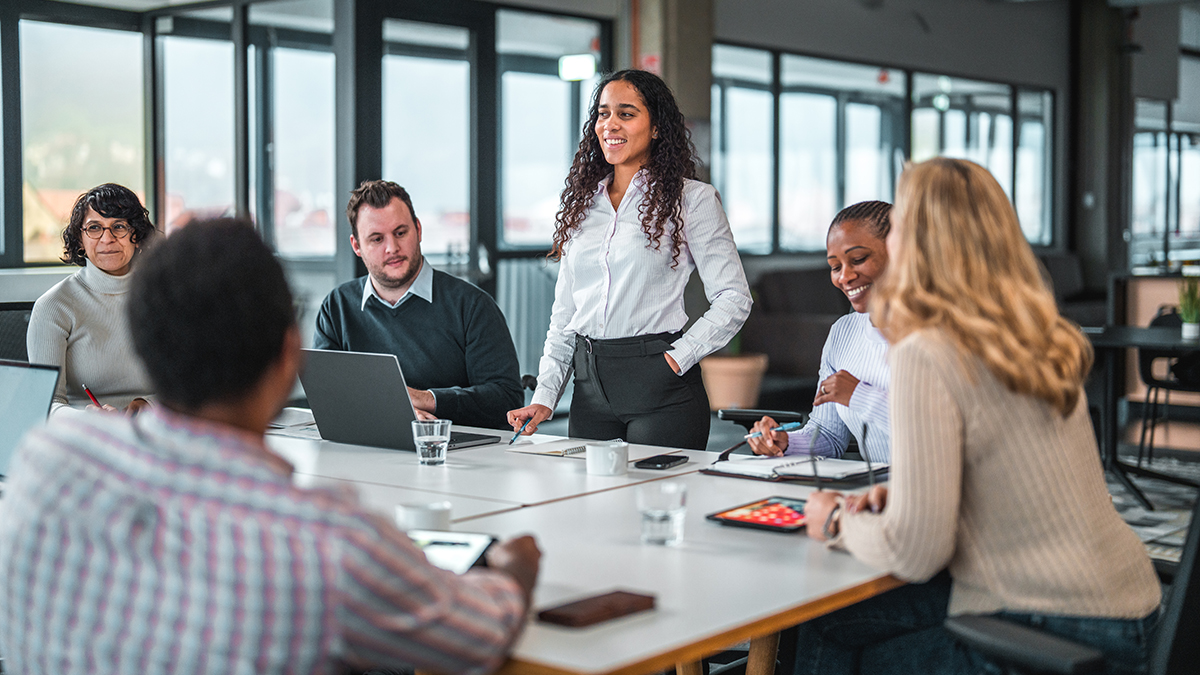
[871,157,1092,416]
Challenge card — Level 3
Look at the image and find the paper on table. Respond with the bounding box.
[707,455,886,480]
[270,406,316,429]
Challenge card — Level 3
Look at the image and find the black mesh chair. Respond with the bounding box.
[945,491,1200,674]
[0,302,35,362]
[1136,309,1199,467]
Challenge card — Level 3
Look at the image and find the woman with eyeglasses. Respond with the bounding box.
[27,183,159,416]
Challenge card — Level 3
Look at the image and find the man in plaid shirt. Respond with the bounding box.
[0,218,540,675]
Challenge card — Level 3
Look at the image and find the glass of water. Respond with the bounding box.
[636,481,687,546]
[412,419,451,465]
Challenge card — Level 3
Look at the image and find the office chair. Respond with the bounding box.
[1136,308,1199,467]
[0,302,35,362]
[944,490,1200,675]
[717,408,806,432]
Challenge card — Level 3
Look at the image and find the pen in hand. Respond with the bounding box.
[508,417,532,445]
[743,421,803,440]
[81,384,102,407]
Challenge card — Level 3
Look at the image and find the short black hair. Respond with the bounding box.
[346,180,417,240]
[62,183,157,266]
[830,200,892,240]
[128,218,295,410]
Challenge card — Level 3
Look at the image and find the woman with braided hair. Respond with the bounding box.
[508,70,751,450]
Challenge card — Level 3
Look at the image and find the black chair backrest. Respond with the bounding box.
[1139,309,1184,386]
[0,302,35,362]
[1148,491,1200,674]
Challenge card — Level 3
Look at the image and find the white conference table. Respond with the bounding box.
[267,422,900,675]
[267,428,714,509]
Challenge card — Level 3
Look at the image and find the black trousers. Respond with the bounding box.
[568,332,711,450]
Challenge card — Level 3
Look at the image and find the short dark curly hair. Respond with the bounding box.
[61,183,157,266]
[128,218,295,410]
[346,180,417,240]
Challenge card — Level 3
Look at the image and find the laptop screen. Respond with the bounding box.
[0,360,60,479]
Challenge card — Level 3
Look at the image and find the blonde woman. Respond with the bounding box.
[796,158,1160,675]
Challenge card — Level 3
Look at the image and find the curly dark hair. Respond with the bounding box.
[129,218,294,410]
[61,183,157,266]
[551,69,697,268]
[830,200,892,240]
[346,179,417,240]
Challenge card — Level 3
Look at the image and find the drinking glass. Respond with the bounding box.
[636,481,687,546]
[412,419,452,465]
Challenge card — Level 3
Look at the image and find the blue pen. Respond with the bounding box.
[743,421,804,440]
[508,417,533,445]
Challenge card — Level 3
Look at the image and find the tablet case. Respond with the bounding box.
[537,590,656,628]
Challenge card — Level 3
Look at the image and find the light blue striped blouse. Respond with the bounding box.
[784,310,891,463]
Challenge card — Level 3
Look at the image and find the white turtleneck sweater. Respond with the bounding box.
[26,263,154,416]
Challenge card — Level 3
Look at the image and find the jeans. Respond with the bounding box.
[791,571,1157,675]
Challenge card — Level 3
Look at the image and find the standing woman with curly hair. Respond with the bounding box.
[28,183,159,416]
[507,70,752,449]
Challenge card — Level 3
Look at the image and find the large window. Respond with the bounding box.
[160,13,236,232]
[20,21,145,262]
[712,44,1054,252]
[498,9,601,249]
[382,19,471,266]
[711,45,773,253]
[780,54,903,251]
[1130,90,1200,269]
[0,1,610,271]
[250,0,336,259]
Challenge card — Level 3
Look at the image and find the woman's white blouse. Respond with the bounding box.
[531,173,752,410]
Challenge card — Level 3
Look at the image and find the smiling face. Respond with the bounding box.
[827,219,889,313]
[81,207,138,276]
[350,197,423,296]
[594,79,656,173]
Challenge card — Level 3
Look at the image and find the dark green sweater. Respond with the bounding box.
[313,271,522,429]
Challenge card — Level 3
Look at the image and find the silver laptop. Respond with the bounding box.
[298,349,501,452]
[0,360,61,481]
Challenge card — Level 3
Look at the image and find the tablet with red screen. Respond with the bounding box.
[706,496,807,532]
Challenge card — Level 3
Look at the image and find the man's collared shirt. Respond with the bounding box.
[0,407,525,675]
[361,256,434,310]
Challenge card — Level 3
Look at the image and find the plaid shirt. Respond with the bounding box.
[0,407,526,675]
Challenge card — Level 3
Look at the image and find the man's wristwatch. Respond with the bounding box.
[822,503,842,540]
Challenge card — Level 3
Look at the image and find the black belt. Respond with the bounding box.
[575,332,681,358]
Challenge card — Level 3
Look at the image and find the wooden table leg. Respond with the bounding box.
[676,660,704,675]
[746,631,780,675]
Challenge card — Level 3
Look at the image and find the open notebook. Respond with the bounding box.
[506,439,589,457]
[703,455,887,482]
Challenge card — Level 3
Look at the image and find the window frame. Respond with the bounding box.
[711,40,1058,256]
[0,0,612,286]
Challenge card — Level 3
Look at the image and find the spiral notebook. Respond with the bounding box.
[702,455,887,482]
[506,439,589,457]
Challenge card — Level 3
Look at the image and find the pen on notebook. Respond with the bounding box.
[81,384,102,407]
[508,417,532,445]
[743,421,803,440]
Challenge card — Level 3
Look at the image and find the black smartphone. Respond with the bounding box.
[634,454,689,470]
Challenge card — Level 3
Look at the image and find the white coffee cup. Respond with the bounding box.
[586,440,630,476]
[395,501,452,531]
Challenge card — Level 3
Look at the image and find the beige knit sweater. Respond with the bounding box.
[26,264,154,416]
[839,329,1161,619]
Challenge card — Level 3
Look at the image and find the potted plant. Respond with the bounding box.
[1180,277,1200,340]
[699,332,769,411]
